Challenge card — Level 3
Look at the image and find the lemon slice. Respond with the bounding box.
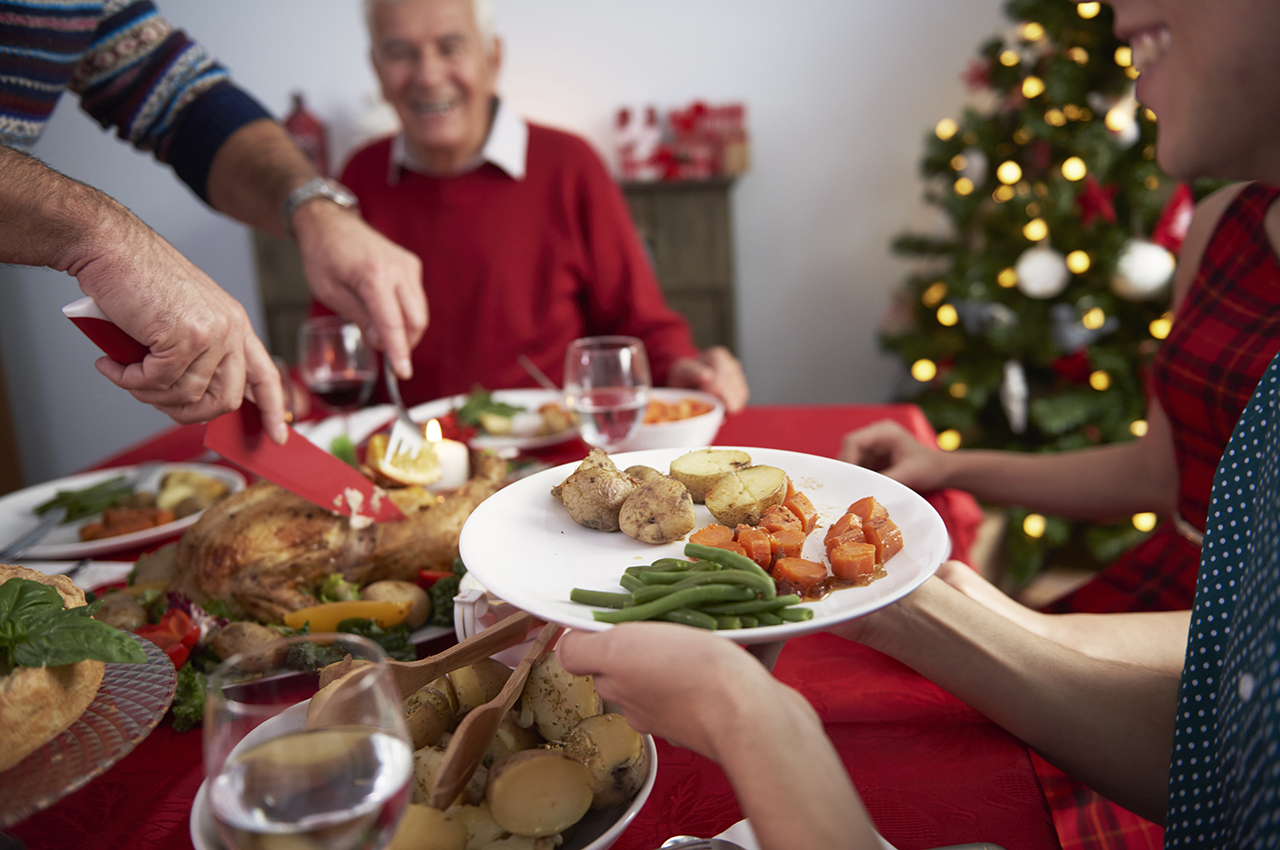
[366,433,443,486]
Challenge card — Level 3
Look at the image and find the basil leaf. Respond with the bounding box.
[14,611,147,668]
[0,580,66,629]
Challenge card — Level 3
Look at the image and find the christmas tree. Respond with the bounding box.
[885,0,1210,584]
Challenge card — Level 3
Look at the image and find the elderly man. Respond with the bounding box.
[1,0,426,443]
[336,0,749,412]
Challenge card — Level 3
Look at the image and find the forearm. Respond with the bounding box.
[0,147,137,276]
[936,438,1177,517]
[846,579,1180,822]
[713,681,879,850]
[204,118,317,238]
[1045,610,1191,672]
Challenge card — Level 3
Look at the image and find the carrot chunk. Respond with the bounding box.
[863,516,904,564]
[829,541,878,581]
[772,557,828,595]
[735,525,774,570]
[689,524,735,548]
[847,496,889,525]
[769,527,807,561]
[783,492,819,534]
[823,512,864,546]
[760,504,802,533]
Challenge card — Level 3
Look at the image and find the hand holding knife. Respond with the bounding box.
[63,297,404,523]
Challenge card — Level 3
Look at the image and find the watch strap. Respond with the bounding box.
[282,177,358,237]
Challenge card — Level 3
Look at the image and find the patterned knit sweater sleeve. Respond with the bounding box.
[0,0,271,202]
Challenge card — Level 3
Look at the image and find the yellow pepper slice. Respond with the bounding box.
[282,599,412,632]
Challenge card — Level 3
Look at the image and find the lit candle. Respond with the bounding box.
[425,418,470,492]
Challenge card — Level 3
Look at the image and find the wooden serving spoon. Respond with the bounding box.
[308,610,542,727]
[427,621,562,810]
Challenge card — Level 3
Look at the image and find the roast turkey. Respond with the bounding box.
[170,453,507,623]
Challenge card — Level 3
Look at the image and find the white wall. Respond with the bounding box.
[0,0,1008,484]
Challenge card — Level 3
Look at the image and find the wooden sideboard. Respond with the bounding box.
[622,178,738,353]
[252,178,739,363]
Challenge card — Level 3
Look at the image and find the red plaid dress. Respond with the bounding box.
[1037,182,1280,849]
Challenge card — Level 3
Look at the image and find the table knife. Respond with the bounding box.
[0,506,66,561]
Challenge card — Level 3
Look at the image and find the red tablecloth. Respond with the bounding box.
[8,404,1059,850]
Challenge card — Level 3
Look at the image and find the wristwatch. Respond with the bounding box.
[281,177,358,237]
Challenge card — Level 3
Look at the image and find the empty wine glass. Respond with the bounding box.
[297,316,376,433]
[204,633,412,850]
[563,335,652,451]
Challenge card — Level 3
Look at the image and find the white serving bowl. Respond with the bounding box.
[615,387,725,451]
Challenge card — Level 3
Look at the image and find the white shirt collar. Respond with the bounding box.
[389,98,527,183]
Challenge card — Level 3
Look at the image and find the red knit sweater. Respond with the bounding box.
[336,124,698,404]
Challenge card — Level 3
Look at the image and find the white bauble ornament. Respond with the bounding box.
[1015,245,1070,299]
[1112,239,1175,300]
[959,147,988,184]
[1000,360,1029,434]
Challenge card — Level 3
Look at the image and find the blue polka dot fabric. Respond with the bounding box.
[1165,351,1280,848]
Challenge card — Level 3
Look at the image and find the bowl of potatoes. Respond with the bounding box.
[387,646,657,850]
[191,647,656,850]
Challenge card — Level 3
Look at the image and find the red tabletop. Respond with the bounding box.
[8,404,1059,850]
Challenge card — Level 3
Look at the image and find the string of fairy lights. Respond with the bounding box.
[907,1,1170,540]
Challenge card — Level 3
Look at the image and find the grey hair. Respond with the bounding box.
[364,0,497,49]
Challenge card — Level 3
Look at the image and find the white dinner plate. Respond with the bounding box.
[458,447,950,645]
[0,464,246,560]
[296,389,577,454]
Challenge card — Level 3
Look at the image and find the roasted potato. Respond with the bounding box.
[486,749,595,837]
[385,804,468,850]
[623,465,665,484]
[404,684,455,749]
[448,658,513,717]
[155,469,231,513]
[668,448,752,503]
[618,476,697,544]
[92,591,147,631]
[550,449,638,532]
[210,621,284,661]
[519,652,603,741]
[704,465,790,527]
[361,579,431,629]
[559,713,651,810]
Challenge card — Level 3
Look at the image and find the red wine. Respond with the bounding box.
[312,375,374,410]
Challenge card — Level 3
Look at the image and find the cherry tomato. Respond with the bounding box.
[135,608,199,668]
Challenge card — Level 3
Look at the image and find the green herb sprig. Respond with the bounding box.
[0,579,147,675]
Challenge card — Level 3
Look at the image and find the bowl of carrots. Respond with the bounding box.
[616,388,725,451]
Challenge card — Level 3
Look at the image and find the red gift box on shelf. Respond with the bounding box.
[616,100,749,182]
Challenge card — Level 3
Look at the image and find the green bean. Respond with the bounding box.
[756,611,784,626]
[779,606,815,622]
[699,595,804,615]
[34,475,132,523]
[636,565,726,585]
[629,570,775,605]
[618,573,647,593]
[593,585,756,623]
[714,615,742,630]
[738,615,759,629]
[569,588,632,609]
[683,542,771,578]
[660,608,719,630]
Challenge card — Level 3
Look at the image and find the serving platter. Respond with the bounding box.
[0,633,177,828]
[0,464,246,560]
[459,447,950,645]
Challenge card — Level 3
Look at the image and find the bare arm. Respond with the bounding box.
[0,146,288,441]
[830,575,1182,822]
[557,623,879,850]
[841,406,1178,518]
[203,119,426,379]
